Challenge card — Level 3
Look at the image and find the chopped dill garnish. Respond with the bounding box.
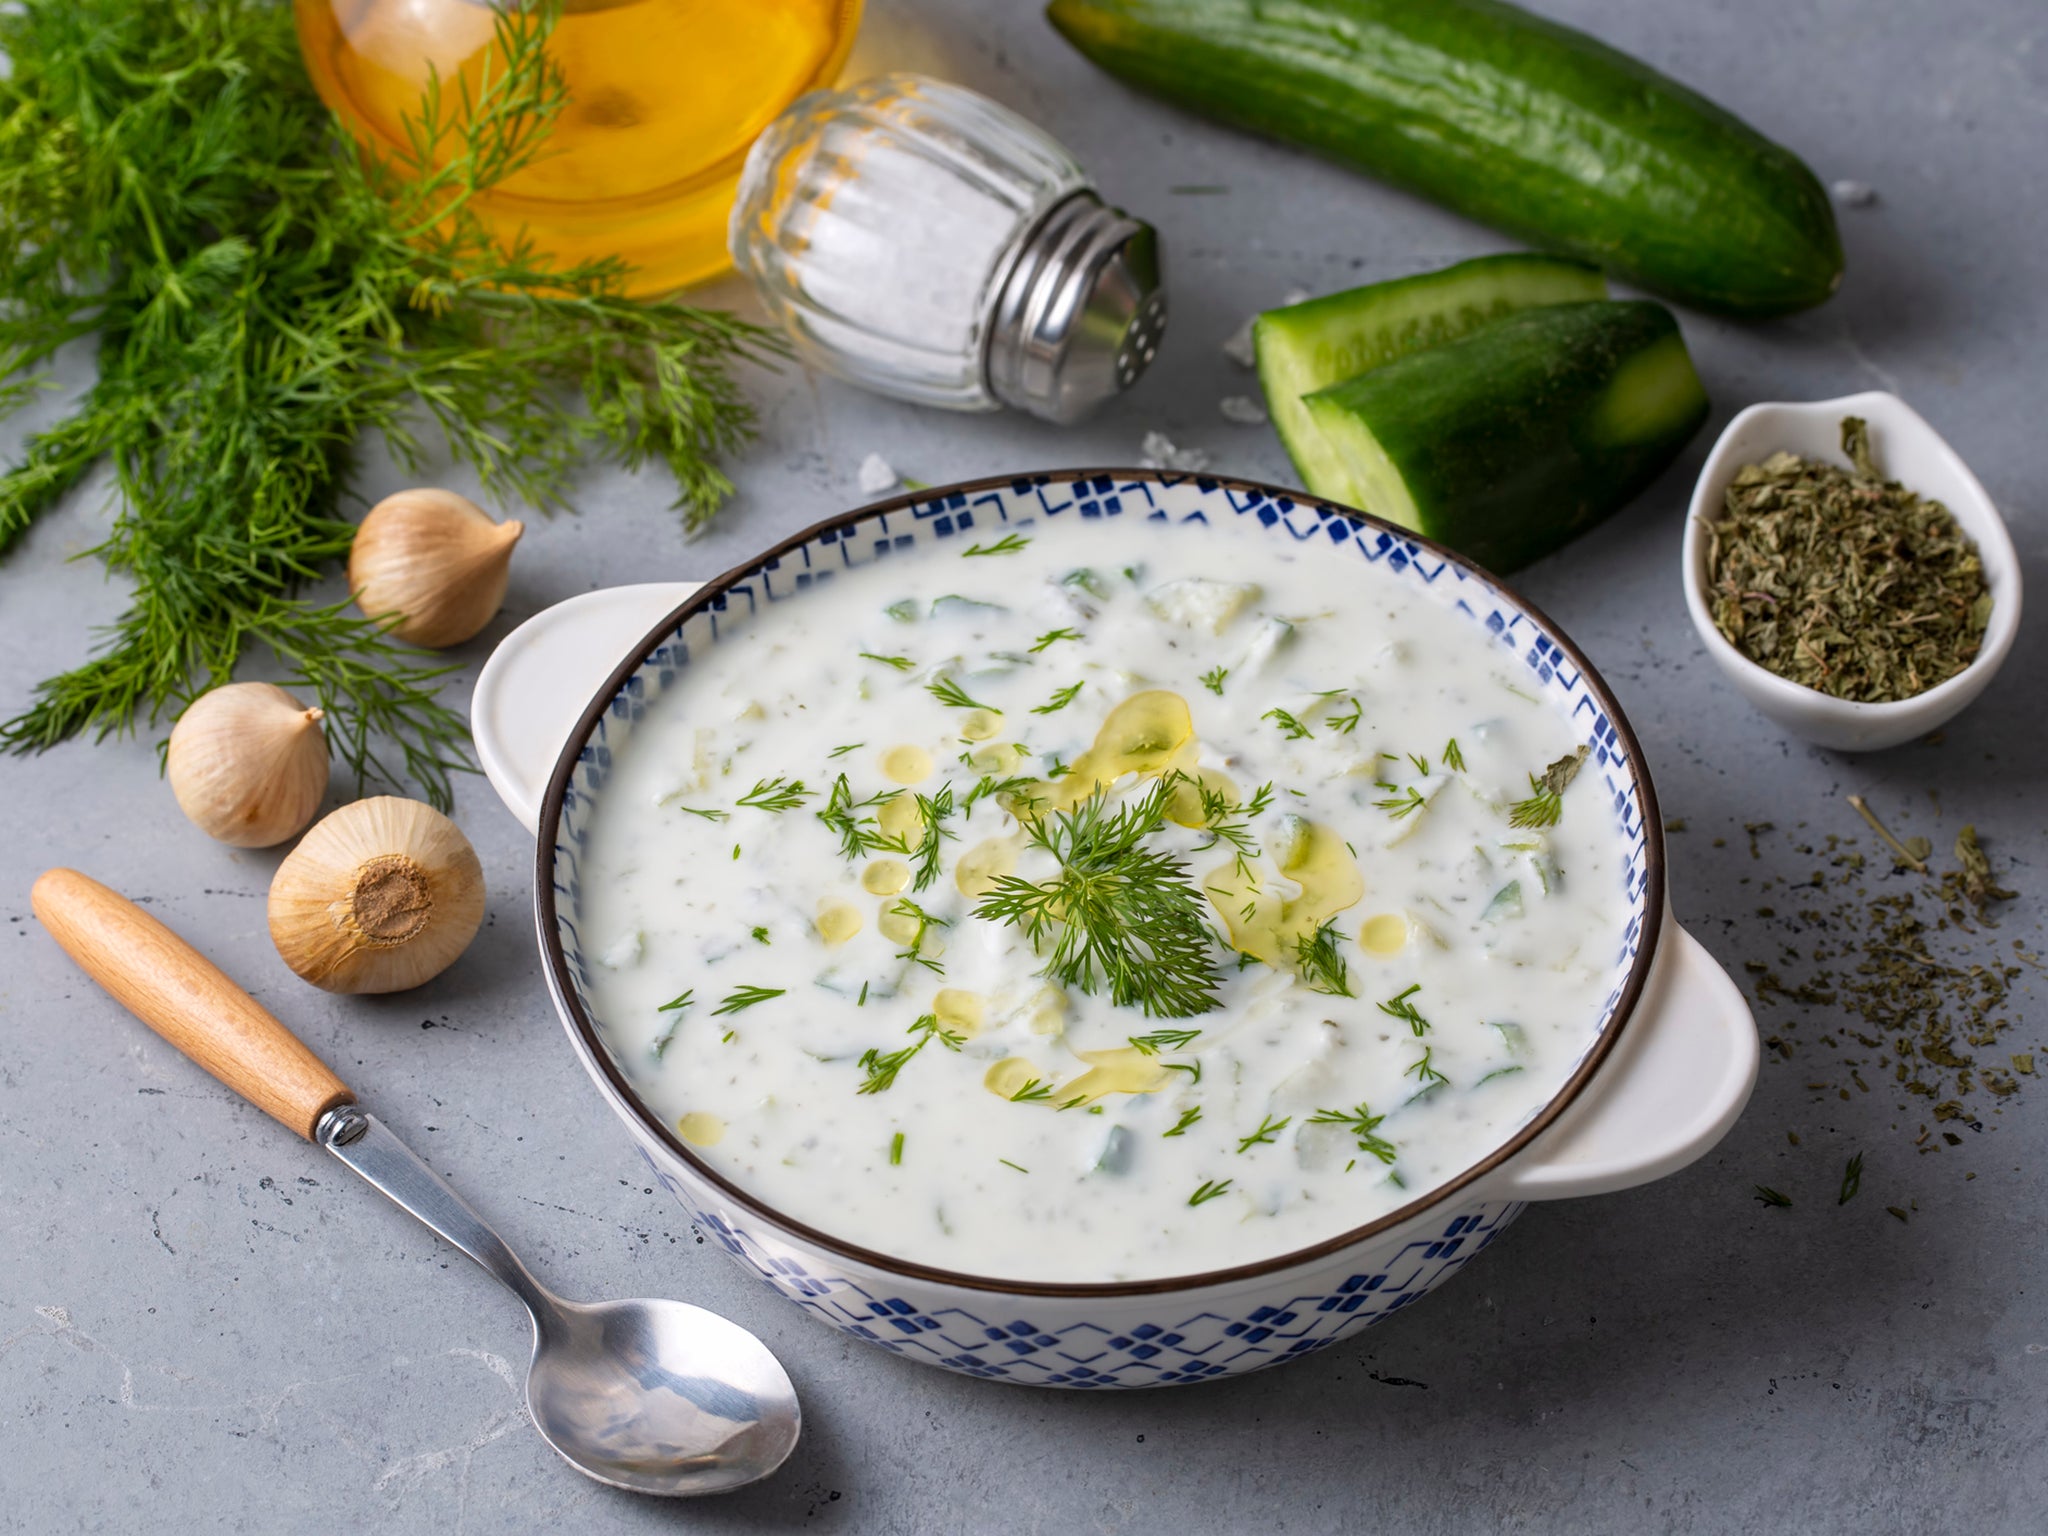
[1406,1045,1449,1089]
[749,927,770,945]
[1235,1114,1291,1153]
[1162,1059,1202,1084]
[856,1012,964,1094]
[927,675,996,712]
[909,785,958,892]
[889,1132,905,1165]
[857,981,869,1006]
[1307,1103,1396,1165]
[963,532,1031,556]
[1031,627,1080,652]
[1373,782,1426,819]
[1325,696,1363,733]
[973,781,1222,1017]
[1408,753,1430,776]
[999,1158,1030,1173]
[1754,1185,1793,1208]
[657,990,695,1013]
[721,1030,736,1044]
[1009,1078,1057,1103]
[817,773,906,860]
[1163,1106,1203,1137]
[1508,745,1590,830]
[736,776,809,813]
[1378,983,1430,1035]
[1838,1153,1864,1205]
[1032,681,1085,715]
[1199,665,1229,696]
[1170,770,1269,876]
[1442,738,1466,772]
[964,772,1041,817]
[1188,1179,1233,1206]
[712,985,785,1016]
[1262,706,1313,741]
[829,742,865,758]
[1294,921,1354,997]
[859,652,916,671]
[674,804,730,822]
[1044,754,1072,779]
[887,897,951,973]
[1130,1028,1202,1055]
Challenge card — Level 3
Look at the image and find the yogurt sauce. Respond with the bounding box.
[576,515,1631,1283]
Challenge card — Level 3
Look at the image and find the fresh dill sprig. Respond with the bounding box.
[737,776,809,813]
[1199,665,1229,696]
[712,985,785,1016]
[928,675,996,712]
[0,0,782,803]
[1163,1106,1202,1137]
[973,782,1222,1018]
[1130,1028,1202,1056]
[674,804,730,822]
[1294,921,1354,997]
[750,926,771,944]
[1262,707,1313,741]
[1442,738,1467,772]
[1188,1178,1233,1206]
[1031,627,1080,652]
[1407,1045,1449,1091]
[1838,1153,1864,1205]
[962,532,1030,556]
[1307,1104,1397,1165]
[1009,1078,1057,1103]
[859,652,916,672]
[1235,1114,1291,1153]
[1325,696,1363,733]
[657,990,695,1012]
[908,786,957,892]
[1032,681,1085,715]
[1508,745,1590,830]
[857,1012,964,1094]
[1373,783,1426,819]
[1378,983,1431,1035]
[887,897,951,973]
[963,772,1041,817]
[817,773,905,860]
[829,742,865,758]
[1754,1185,1793,1208]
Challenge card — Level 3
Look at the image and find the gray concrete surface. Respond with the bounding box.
[5,1,2045,1531]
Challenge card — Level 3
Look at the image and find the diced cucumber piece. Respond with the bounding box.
[1256,254,1607,496]
[1302,301,1708,572]
[1145,577,1262,634]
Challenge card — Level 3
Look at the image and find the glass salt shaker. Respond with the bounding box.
[728,73,1166,424]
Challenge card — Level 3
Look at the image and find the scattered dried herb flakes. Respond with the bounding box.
[1705,417,1992,703]
[1739,810,2030,1165]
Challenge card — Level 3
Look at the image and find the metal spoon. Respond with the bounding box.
[32,867,800,1497]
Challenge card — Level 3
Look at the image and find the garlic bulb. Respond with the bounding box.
[268,797,485,993]
[167,682,329,847]
[348,488,522,648]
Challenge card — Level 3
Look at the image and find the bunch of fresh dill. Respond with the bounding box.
[0,0,782,804]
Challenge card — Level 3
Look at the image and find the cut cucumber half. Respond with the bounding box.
[1255,253,1607,496]
[1301,300,1708,573]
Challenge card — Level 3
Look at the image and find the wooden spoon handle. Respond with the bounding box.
[33,868,354,1140]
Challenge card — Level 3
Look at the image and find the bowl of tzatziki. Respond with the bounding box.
[473,470,1758,1389]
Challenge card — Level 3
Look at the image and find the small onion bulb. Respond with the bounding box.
[268,797,486,994]
[348,488,522,648]
[167,682,330,847]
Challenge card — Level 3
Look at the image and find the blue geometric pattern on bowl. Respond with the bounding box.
[638,1144,1526,1389]
[545,471,1654,1386]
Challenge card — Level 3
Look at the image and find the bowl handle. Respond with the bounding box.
[472,583,701,835]
[1491,912,1758,1201]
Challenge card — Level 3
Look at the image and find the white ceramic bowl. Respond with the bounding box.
[1682,391,2021,751]
[476,472,1758,1389]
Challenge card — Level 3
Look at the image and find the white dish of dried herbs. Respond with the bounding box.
[1682,391,2021,751]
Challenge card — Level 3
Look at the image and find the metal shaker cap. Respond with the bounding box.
[984,191,1166,425]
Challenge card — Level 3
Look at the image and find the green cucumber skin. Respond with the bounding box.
[1047,0,1843,317]
[1303,301,1708,573]
[1254,253,1607,493]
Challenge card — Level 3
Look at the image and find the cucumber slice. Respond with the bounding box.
[1255,253,1607,494]
[1302,300,1707,573]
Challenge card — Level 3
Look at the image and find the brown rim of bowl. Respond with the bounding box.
[535,469,1666,1299]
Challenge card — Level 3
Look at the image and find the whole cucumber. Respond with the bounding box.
[1046,0,1843,316]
